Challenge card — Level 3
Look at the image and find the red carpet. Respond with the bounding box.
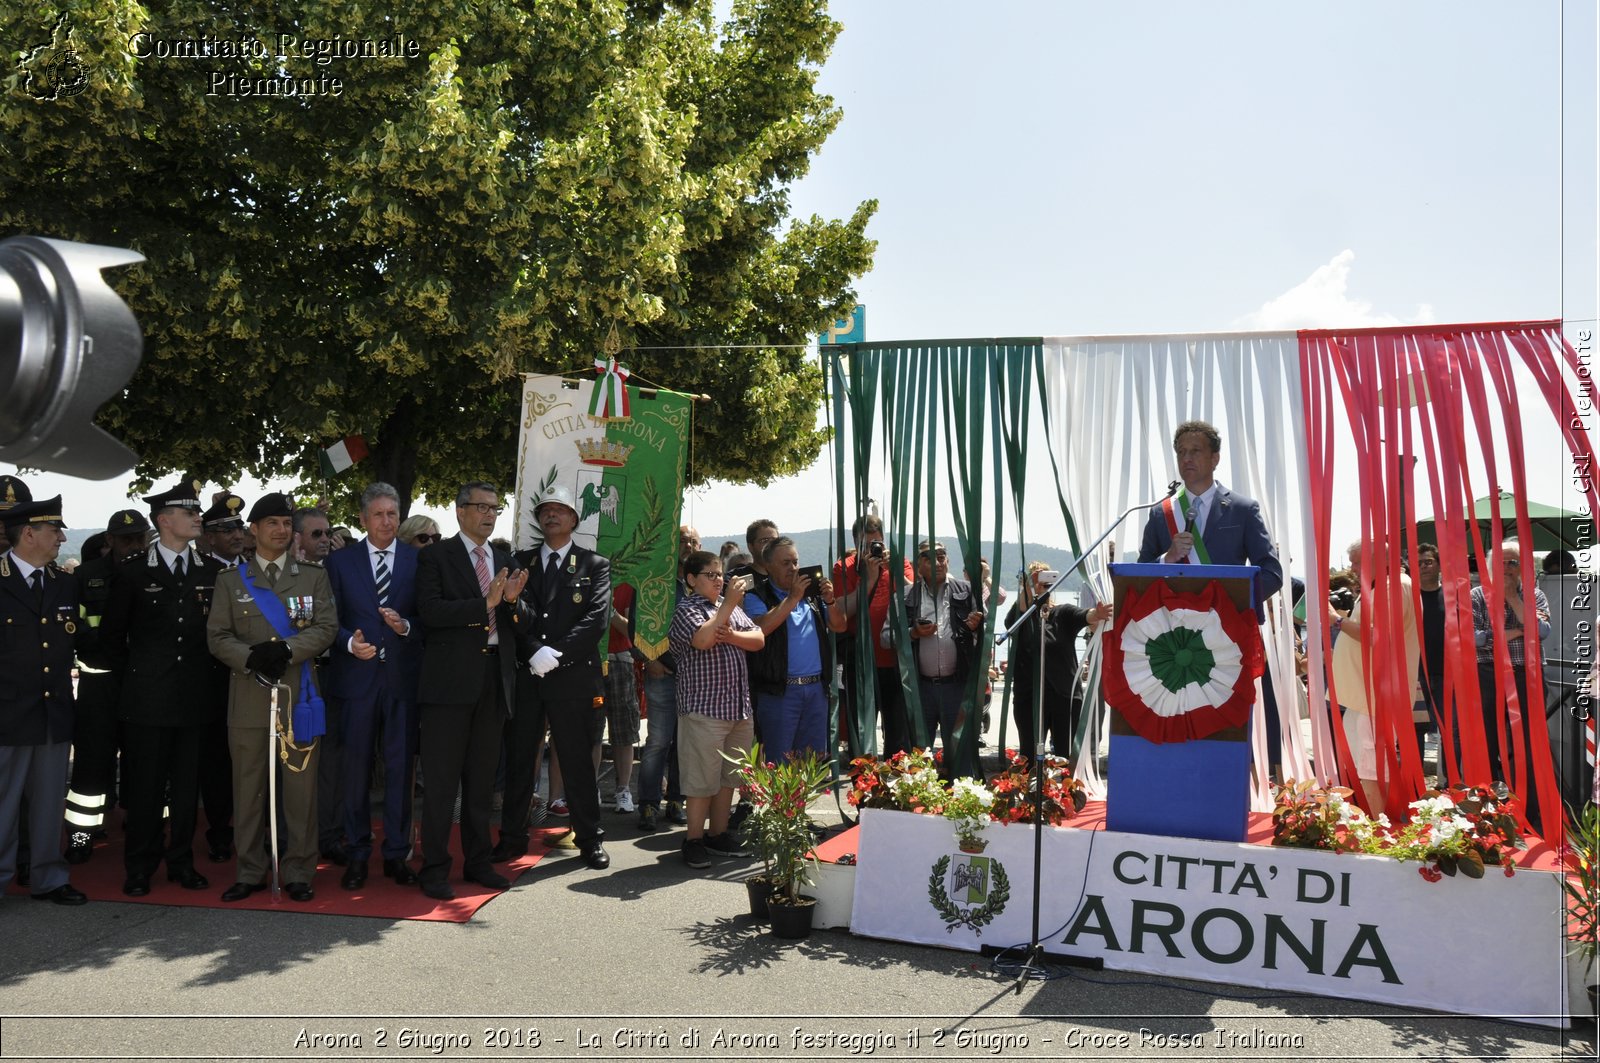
[814,800,1563,871]
[7,824,567,923]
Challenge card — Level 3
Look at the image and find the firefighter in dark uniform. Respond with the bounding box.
[100,480,226,897]
[1,495,89,905]
[195,493,247,861]
[63,509,151,864]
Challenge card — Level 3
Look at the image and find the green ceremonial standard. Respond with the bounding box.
[514,371,690,659]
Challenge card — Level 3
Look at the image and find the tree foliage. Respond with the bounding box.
[1,0,875,515]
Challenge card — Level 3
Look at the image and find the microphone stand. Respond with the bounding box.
[986,481,1180,990]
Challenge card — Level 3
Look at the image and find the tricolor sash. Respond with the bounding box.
[1162,492,1212,565]
[237,564,326,740]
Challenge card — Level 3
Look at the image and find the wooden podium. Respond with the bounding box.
[1102,563,1263,842]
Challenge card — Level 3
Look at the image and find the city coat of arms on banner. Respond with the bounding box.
[927,852,1010,935]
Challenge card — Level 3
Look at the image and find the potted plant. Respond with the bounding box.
[943,777,994,852]
[987,752,1088,827]
[729,744,832,939]
[1563,802,1599,1020]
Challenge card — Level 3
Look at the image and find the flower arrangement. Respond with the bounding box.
[727,744,832,904]
[943,778,995,852]
[847,749,947,815]
[987,752,1088,827]
[1272,781,1526,882]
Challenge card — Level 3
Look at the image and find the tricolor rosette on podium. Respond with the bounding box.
[1103,580,1263,743]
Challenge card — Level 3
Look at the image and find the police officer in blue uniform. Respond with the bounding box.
[0,494,89,905]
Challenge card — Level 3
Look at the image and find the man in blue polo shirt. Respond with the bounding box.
[742,537,846,763]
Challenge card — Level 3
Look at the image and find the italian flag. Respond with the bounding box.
[319,435,368,477]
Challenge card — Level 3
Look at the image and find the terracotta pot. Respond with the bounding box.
[744,875,774,920]
[767,894,817,940]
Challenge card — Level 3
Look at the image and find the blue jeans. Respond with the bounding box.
[638,673,682,806]
[755,681,829,764]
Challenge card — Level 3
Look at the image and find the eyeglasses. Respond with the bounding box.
[306,529,330,538]
[460,502,505,515]
[1504,559,1521,568]
[696,571,725,580]
[413,533,440,544]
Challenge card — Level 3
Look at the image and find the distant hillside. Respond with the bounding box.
[702,528,1089,597]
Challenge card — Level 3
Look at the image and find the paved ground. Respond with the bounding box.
[2,706,1594,1062]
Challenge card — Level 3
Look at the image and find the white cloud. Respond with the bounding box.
[1233,249,1436,330]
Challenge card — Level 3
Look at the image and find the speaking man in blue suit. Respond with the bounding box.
[1138,420,1283,615]
[325,482,424,891]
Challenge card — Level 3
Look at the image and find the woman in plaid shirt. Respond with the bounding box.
[669,550,765,869]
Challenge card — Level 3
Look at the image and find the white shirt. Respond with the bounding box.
[6,550,41,585]
[155,541,192,575]
[1187,483,1219,537]
[363,539,409,638]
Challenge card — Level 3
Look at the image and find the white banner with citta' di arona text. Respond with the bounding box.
[849,808,1567,1025]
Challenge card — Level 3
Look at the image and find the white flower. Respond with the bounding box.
[951,778,993,806]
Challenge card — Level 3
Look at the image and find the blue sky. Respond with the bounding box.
[7,1,1596,562]
[688,0,1598,552]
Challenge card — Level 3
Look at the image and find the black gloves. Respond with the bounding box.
[245,640,293,680]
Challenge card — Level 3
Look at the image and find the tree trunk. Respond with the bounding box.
[370,402,420,517]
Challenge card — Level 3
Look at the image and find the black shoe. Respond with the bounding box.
[31,884,88,906]
[490,838,527,863]
[320,846,348,867]
[121,874,151,897]
[728,802,752,830]
[637,804,659,833]
[383,859,419,886]
[16,862,29,888]
[65,832,93,865]
[220,881,267,903]
[581,843,610,870]
[286,881,315,903]
[420,879,455,901]
[465,869,510,890]
[207,844,232,863]
[340,864,368,890]
[167,867,209,891]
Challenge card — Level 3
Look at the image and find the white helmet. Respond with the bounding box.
[533,484,578,518]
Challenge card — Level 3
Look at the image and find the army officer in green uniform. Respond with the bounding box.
[207,493,336,902]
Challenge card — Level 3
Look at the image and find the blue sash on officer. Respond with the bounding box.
[237,564,327,740]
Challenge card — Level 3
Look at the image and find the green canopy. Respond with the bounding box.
[1416,491,1594,553]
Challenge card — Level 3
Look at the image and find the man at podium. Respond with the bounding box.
[1137,420,1283,613]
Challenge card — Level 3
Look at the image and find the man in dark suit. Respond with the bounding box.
[325,482,423,890]
[414,482,528,901]
[99,480,226,897]
[206,492,337,903]
[506,485,612,870]
[1138,419,1283,614]
[0,495,88,905]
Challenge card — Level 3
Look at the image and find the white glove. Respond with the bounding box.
[529,645,563,677]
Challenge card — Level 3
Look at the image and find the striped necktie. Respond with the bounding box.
[473,545,497,640]
[375,550,390,606]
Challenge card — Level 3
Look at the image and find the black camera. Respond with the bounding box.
[0,235,145,478]
[1328,587,1355,613]
[868,541,887,559]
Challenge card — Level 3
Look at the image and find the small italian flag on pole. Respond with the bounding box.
[319,435,368,478]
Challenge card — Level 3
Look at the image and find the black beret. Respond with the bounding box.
[247,492,295,523]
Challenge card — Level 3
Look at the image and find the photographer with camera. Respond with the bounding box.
[894,540,985,780]
[743,537,848,765]
[833,514,915,757]
[1005,561,1113,767]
